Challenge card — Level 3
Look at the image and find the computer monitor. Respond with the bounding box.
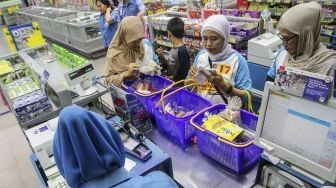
[255,82,336,183]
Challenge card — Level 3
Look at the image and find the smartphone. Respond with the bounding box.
[194,67,216,84]
[199,67,216,76]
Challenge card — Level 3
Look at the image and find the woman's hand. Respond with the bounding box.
[189,66,198,78]
[124,63,140,79]
[205,71,231,92]
[156,47,164,57]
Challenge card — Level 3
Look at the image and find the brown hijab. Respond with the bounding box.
[105,16,145,86]
[277,2,336,76]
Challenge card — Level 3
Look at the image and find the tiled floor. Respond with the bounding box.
[0,24,110,187]
[0,113,41,188]
[0,25,41,187]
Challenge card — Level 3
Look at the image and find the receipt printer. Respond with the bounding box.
[25,117,59,170]
[248,33,283,67]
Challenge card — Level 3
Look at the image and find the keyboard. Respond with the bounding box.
[48,175,69,188]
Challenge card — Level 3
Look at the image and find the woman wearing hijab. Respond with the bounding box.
[105,16,144,86]
[267,1,336,81]
[189,14,252,104]
[53,105,178,188]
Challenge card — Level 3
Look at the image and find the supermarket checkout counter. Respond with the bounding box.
[27,116,173,188]
[97,77,259,187]
[146,128,258,188]
[30,139,173,188]
[27,117,256,188]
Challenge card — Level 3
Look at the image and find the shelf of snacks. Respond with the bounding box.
[145,0,186,15]
[0,54,58,129]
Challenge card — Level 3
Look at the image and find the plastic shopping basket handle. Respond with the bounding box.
[155,79,195,108]
[155,79,197,114]
[244,90,255,114]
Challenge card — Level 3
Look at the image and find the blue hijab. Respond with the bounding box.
[53,105,125,188]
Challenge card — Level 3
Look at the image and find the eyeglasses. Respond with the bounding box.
[278,34,297,45]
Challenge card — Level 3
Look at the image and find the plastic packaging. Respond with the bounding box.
[138,40,162,75]
[122,74,173,116]
[150,89,212,147]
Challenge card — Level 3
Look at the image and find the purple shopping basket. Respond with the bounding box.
[150,89,212,147]
[122,74,173,116]
[190,104,263,173]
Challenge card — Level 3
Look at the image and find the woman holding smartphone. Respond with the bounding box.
[189,15,252,104]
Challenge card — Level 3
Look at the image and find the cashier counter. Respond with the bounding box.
[26,116,173,188]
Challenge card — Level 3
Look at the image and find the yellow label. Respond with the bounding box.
[229,36,236,44]
[26,22,46,47]
[203,115,224,130]
[7,5,19,14]
[217,121,244,141]
[3,27,17,52]
[0,60,14,76]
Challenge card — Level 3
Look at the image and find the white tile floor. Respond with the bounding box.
[0,24,109,187]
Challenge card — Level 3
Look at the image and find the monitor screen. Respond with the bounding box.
[260,90,336,170]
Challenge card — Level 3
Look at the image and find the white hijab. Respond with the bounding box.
[278,2,336,75]
[201,15,232,60]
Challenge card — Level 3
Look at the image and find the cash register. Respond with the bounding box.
[253,82,336,187]
[64,63,98,97]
